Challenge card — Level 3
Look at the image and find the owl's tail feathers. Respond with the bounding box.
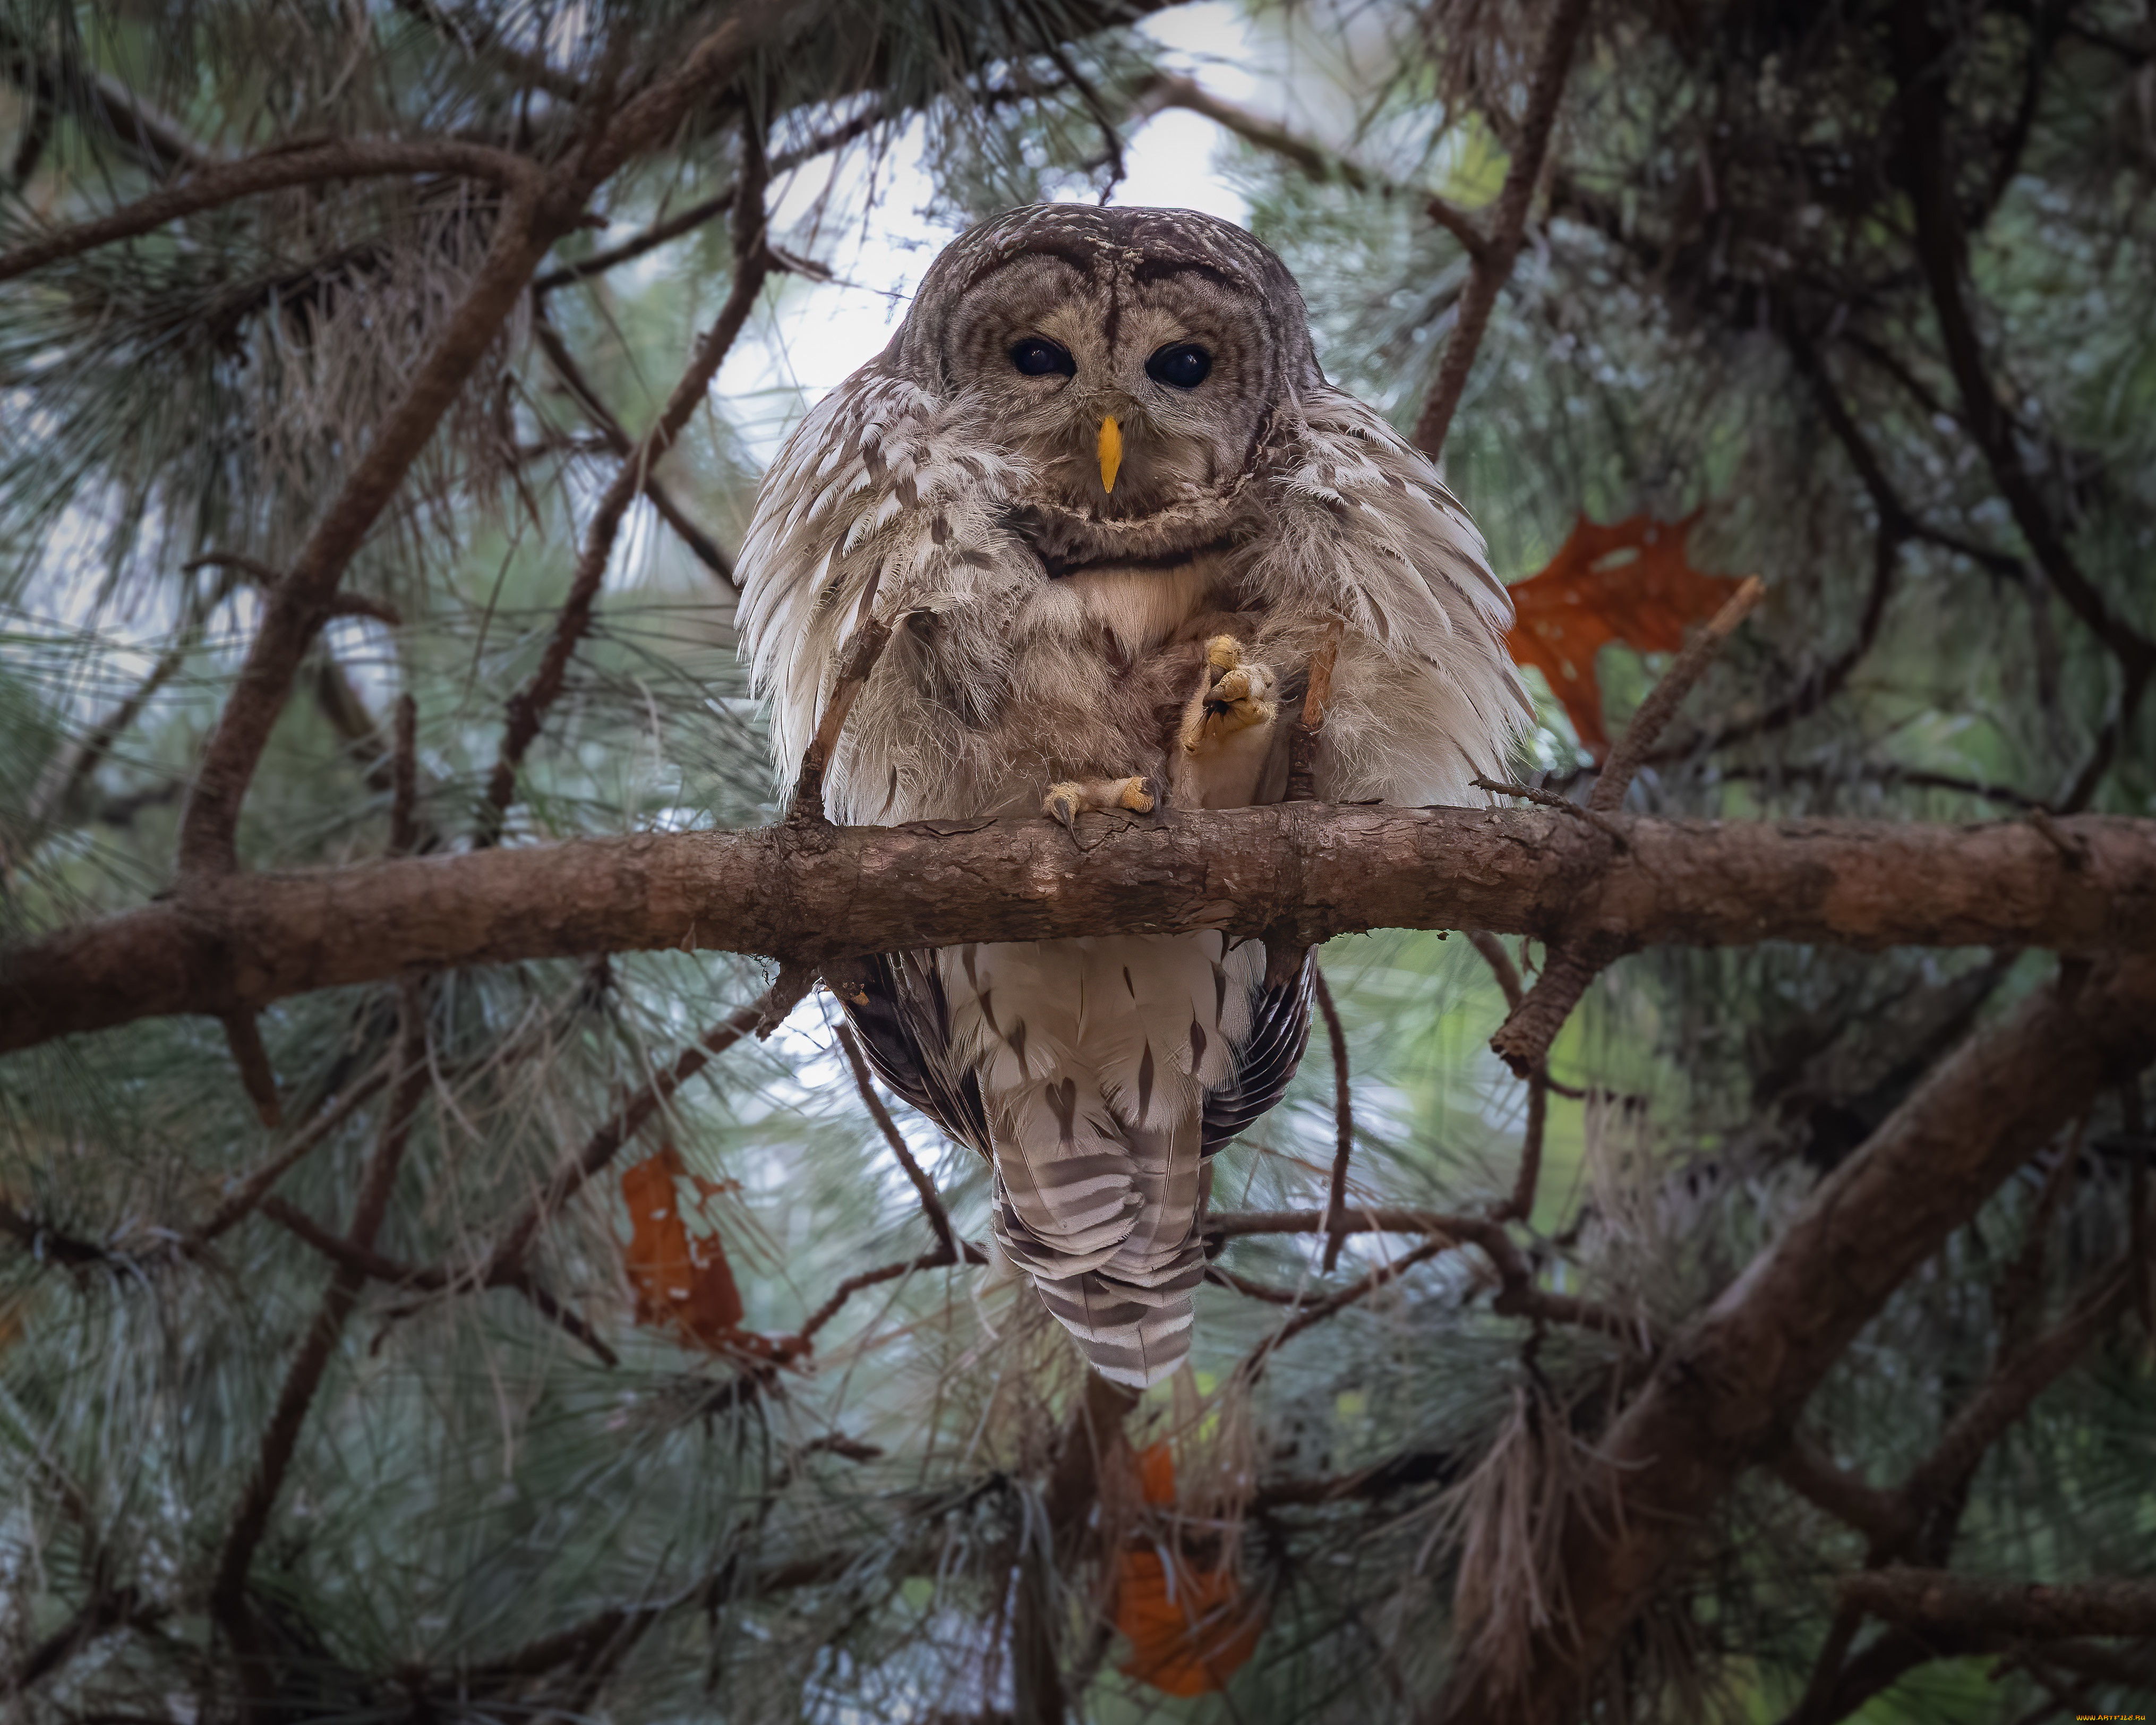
[1033,1256,1207,1388]
[995,1118,1209,1389]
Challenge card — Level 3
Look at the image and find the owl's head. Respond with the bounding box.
[890,205,1322,563]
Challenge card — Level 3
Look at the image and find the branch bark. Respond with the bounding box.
[1839,1569,2156,1641]
[1425,949,2156,1720]
[8,808,2153,1053]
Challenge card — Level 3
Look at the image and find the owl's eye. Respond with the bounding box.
[1009,337,1076,378]
[1145,343,1212,389]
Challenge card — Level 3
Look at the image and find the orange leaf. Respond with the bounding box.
[1505,510,1745,757]
[1111,1442,1265,1696]
[621,1142,746,1350]
[1114,1548,1267,1696]
[1135,1440,1178,1507]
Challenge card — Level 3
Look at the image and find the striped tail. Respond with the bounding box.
[941,934,1258,1389]
[1000,1121,1208,1388]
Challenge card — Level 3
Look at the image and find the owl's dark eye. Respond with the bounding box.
[1145,343,1212,389]
[1009,337,1076,378]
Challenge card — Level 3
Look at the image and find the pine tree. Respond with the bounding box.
[2,2,2152,1722]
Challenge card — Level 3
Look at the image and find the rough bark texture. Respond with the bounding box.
[1839,1569,2156,1641]
[6,809,2153,1052]
[1426,949,2156,1721]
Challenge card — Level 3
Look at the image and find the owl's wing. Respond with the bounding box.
[1250,387,1534,803]
[734,365,1032,815]
[838,943,1309,1164]
[837,952,992,1159]
[1202,949,1315,1157]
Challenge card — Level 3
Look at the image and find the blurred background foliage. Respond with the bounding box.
[0,0,2151,1720]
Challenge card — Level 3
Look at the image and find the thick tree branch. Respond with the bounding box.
[1426,949,2156,1720]
[1840,1569,2156,1641]
[1410,0,1593,456]
[7,808,2154,1054]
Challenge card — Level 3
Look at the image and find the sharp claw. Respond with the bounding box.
[1119,776,1156,813]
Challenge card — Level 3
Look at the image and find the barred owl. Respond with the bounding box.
[735,205,1526,1387]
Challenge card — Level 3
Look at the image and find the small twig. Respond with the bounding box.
[1487,578,1764,1078]
[0,138,534,285]
[1465,928,1525,1011]
[786,617,894,823]
[1588,576,1766,814]
[1252,1239,1449,1365]
[1473,776,1628,847]
[532,101,889,293]
[220,1013,282,1129]
[529,314,735,580]
[1424,194,1492,261]
[260,1195,619,1366]
[480,971,813,1286]
[190,1066,391,1245]
[1284,620,1343,802]
[1203,1264,1311,1305]
[210,983,430,1692]
[1495,1072,1550,1223]
[836,1022,957,1261]
[388,694,418,858]
[1209,1207,1644,1355]
[1774,1441,1906,1543]
[1314,968,1355,1273]
[795,1246,977,1346]
[477,122,777,846]
[1900,1258,2135,1533]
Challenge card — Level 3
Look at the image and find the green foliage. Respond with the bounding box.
[0,2,2151,1721]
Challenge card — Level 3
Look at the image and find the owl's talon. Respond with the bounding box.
[1183,638,1278,753]
[1042,776,1155,831]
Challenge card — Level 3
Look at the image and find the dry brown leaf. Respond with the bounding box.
[620,1141,746,1350]
[1112,1441,1267,1697]
[1505,510,1746,756]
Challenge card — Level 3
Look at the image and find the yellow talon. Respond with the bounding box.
[1206,635,1241,671]
[1098,415,1123,495]
[1118,776,1156,813]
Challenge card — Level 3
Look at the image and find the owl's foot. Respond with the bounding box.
[1180,636,1278,755]
[1042,775,1156,831]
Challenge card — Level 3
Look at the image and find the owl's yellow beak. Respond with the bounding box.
[1097,415,1122,495]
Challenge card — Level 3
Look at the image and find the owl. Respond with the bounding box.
[735,205,1526,1388]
